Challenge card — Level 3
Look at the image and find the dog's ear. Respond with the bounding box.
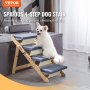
[44,25,48,31]
[36,22,40,26]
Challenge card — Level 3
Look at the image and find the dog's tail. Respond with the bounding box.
[53,55,64,64]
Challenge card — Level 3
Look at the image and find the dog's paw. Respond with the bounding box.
[53,55,64,64]
[34,39,37,44]
[59,56,64,63]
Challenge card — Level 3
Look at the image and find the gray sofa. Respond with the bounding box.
[0,24,63,75]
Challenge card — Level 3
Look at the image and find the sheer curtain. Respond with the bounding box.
[61,0,90,53]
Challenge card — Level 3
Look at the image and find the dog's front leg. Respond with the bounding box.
[34,39,38,45]
[34,38,42,47]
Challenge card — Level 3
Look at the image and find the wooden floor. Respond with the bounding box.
[7,50,90,89]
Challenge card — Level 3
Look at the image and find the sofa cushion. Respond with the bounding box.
[9,24,32,33]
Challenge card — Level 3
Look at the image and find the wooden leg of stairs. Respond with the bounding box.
[12,47,19,74]
[60,71,65,77]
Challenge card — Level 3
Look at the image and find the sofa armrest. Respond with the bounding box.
[5,24,32,33]
[51,34,63,55]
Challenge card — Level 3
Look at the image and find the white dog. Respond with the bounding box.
[35,22,64,64]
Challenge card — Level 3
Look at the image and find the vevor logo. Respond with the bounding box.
[2,0,21,8]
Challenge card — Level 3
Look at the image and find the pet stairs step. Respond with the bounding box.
[23,45,42,56]
[14,33,37,45]
[40,64,67,74]
[31,55,52,67]
[14,33,37,40]
[31,55,50,62]
[23,44,42,51]
[31,55,52,66]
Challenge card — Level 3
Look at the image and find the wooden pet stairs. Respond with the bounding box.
[11,33,67,82]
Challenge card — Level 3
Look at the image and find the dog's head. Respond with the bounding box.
[36,22,48,35]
